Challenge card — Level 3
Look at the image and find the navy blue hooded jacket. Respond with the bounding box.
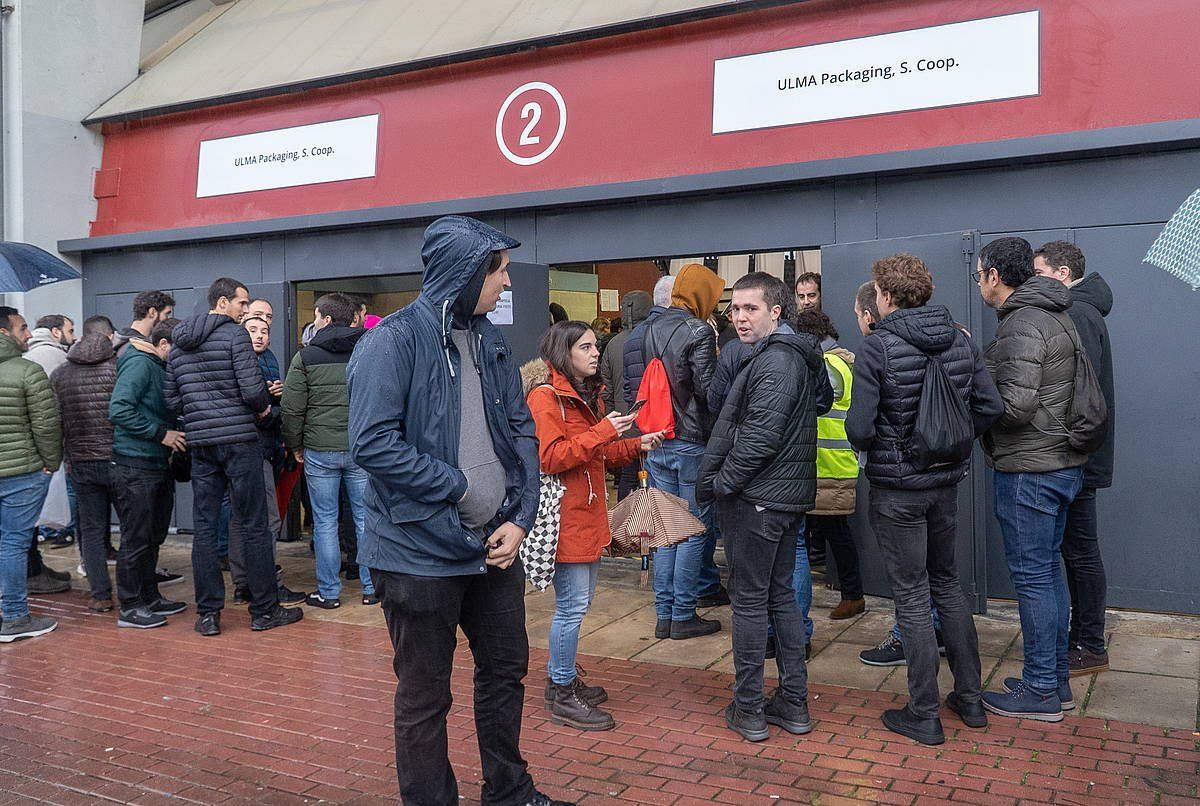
[347,216,539,577]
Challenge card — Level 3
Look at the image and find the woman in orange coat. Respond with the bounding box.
[523,321,664,732]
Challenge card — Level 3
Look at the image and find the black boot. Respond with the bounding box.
[945,692,988,728]
[548,681,615,731]
[764,691,812,735]
[544,674,607,707]
[670,616,720,640]
[882,705,945,745]
[654,618,671,639]
[724,702,769,742]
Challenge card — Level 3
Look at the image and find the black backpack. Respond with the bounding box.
[1044,317,1109,454]
[909,353,974,470]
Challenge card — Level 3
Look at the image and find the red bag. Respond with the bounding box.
[635,320,687,439]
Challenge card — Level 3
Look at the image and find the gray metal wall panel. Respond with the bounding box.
[83,241,265,295]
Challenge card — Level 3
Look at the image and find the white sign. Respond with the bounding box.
[495,82,567,166]
[196,114,379,197]
[487,291,514,326]
[712,11,1039,134]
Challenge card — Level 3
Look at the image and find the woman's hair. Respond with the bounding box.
[591,317,611,333]
[792,309,839,341]
[548,302,569,324]
[539,321,601,409]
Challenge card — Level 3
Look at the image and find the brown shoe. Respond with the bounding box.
[1068,647,1109,676]
[87,596,114,613]
[830,598,866,620]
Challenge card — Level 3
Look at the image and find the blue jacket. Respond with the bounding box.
[347,216,539,577]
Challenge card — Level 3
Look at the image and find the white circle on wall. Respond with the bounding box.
[495,81,567,166]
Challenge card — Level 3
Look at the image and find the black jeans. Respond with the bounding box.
[70,461,117,601]
[373,562,534,806]
[807,514,863,600]
[1062,487,1107,654]
[869,486,981,720]
[112,459,173,609]
[718,496,809,713]
[616,465,639,502]
[191,442,277,617]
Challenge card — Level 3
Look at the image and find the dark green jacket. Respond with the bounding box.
[109,339,173,463]
[281,325,365,453]
[0,333,61,477]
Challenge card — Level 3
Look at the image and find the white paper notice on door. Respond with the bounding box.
[487,291,514,326]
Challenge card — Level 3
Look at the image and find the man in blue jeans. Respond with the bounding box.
[282,292,372,608]
[624,262,725,640]
[978,237,1089,722]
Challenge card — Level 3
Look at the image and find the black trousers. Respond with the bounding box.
[719,496,809,713]
[807,514,863,600]
[70,461,117,601]
[1062,487,1107,654]
[373,562,534,806]
[868,486,982,720]
[112,459,173,609]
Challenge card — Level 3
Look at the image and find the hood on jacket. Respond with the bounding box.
[309,324,366,354]
[755,331,825,372]
[520,358,551,397]
[172,313,236,351]
[877,305,961,354]
[27,328,66,355]
[126,338,164,363]
[620,291,653,330]
[998,275,1071,319]
[419,216,520,329]
[671,263,724,320]
[1069,272,1113,317]
[66,333,115,365]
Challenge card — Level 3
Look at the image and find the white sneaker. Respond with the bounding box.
[76,562,87,578]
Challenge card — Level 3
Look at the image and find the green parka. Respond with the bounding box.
[109,339,174,463]
[0,333,61,478]
[281,324,365,453]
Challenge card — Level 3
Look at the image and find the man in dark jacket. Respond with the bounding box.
[622,263,724,640]
[109,319,188,629]
[697,273,829,743]
[115,290,174,358]
[600,289,652,500]
[348,216,567,806]
[977,237,1088,723]
[165,277,302,637]
[847,254,1003,745]
[50,330,122,611]
[282,292,372,608]
[1034,241,1115,676]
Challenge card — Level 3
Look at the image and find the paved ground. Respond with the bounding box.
[0,535,1196,805]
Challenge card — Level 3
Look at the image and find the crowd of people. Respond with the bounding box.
[0,213,1114,806]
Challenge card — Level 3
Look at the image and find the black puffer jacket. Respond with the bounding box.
[621,306,717,444]
[983,277,1088,473]
[846,306,1004,490]
[1066,273,1115,488]
[697,331,830,512]
[50,334,117,464]
[164,313,270,446]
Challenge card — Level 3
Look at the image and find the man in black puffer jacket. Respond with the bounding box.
[698,273,831,744]
[165,277,301,637]
[847,254,1003,746]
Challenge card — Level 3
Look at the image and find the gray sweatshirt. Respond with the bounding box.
[452,329,508,531]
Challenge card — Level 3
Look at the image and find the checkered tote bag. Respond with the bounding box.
[521,387,566,591]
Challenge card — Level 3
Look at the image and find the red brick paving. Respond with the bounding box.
[1,593,1197,805]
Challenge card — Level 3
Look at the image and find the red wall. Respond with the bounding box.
[91,0,1200,236]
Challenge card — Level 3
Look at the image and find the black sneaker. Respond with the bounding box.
[47,533,75,550]
[654,618,670,639]
[764,691,813,735]
[118,607,167,629]
[154,568,185,587]
[523,791,577,806]
[724,702,769,742]
[251,605,304,631]
[149,598,187,616]
[305,592,341,609]
[41,565,70,582]
[362,593,380,606]
[278,587,307,606]
[860,633,906,666]
[232,588,250,605]
[882,705,945,745]
[26,571,70,594]
[194,613,221,636]
[670,616,721,640]
[697,587,731,608]
[944,691,988,728]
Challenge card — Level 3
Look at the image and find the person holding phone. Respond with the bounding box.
[523,321,664,731]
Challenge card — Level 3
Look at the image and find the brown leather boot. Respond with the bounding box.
[830,598,866,620]
[547,681,616,731]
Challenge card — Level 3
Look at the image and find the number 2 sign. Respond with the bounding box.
[495,82,567,166]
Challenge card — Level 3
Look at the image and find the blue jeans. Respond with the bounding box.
[645,439,710,622]
[891,603,942,642]
[993,467,1083,693]
[791,517,814,641]
[1,471,51,620]
[305,450,371,599]
[547,560,600,685]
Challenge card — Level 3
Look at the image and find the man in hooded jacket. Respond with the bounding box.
[622,262,725,641]
[348,216,568,806]
[600,289,651,500]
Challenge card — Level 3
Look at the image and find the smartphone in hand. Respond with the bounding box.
[623,398,647,417]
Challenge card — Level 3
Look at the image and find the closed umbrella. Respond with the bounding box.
[609,470,707,587]
[1144,188,1200,290]
[0,241,82,292]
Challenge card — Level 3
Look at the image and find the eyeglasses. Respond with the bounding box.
[972,268,988,285]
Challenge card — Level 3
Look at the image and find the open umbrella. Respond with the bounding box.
[0,241,82,292]
[1143,188,1200,290]
[609,469,707,587]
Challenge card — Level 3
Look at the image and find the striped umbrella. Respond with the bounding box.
[609,470,707,587]
[1144,188,1200,290]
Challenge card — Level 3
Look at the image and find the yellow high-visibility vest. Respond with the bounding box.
[816,352,859,479]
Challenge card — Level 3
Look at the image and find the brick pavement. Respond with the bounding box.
[2,592,1198,805]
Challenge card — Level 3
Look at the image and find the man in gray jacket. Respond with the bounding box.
[600,289,651,500]
[977,237,1086,724]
